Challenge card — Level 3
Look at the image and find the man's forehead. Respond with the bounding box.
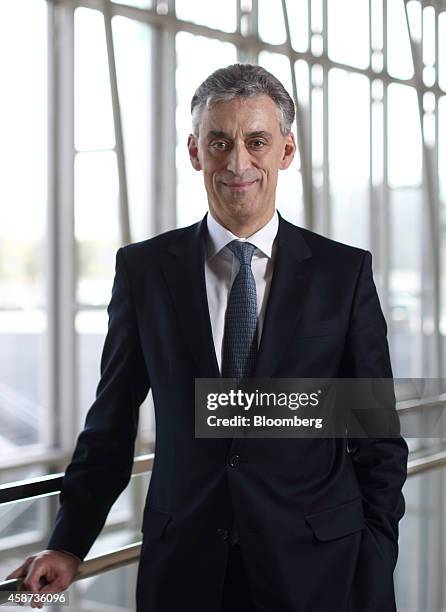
[200,97,281,136]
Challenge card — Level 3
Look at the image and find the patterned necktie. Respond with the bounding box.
[221,240,258,379]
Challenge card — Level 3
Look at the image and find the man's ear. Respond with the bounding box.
[279,132,296,170]
[187,134,202,171]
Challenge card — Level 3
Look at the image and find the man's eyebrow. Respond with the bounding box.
[206,130,228,139]
[246,130,272,138]
[206,130,273,139]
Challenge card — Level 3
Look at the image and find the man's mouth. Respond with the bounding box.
[221,180,258,192]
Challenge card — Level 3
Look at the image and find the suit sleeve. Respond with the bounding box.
[47,248,150,561]
[344,250,408,562]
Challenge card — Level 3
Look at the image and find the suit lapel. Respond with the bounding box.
[161,215,220,378]
[255,215,313,378]
[161,213,313,379]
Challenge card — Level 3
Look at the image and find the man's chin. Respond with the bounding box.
[223,199,260,219]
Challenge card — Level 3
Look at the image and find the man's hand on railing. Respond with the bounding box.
[5,549,81,609]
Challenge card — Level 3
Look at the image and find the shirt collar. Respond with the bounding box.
[206,210,279,260]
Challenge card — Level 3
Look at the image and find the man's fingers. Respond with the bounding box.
[5,567,25,580]
[26,574,68,610]
[5,550,77,609]
[39,578,68,594]
[6,558,33,580]
[22,562,52,594]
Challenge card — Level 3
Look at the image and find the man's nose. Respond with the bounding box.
[226,141,252,175]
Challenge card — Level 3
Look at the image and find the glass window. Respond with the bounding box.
[328,69,370,248]
[112,0,152,7]
[0,0,48,457]
[175,32,237,228]
[395,468,446,611]
[371,82,384,187]
[75,310,108,428]
[387,82,422,376]
[258,0,286,45]
[258,52,304,226]
[311,76,324,188]
[439,97,446,341]
[387,83,422,188]
[328,0,369,70]
[74,152,120,307]
[258,51,294,98]
[112,16,153,241]
[70,562,138,612]
[284,0,309,52]
[422,6,435,68]
[75,8,115,151]
[175,0,237,33]
[388,186,422,377]
[311,0,323,32]
[0,467,48,549]
[439,11,446,92]
[295,59,310,110]
[387,0,414,80]
[406,0,421,44]
[371,0,383,50]
[440,96,446,206]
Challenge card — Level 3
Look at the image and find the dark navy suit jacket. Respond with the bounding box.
[48,213,408,612]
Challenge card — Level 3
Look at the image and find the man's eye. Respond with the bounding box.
[212,141,229,150]
[250,140,266,148]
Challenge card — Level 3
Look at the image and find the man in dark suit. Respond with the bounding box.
[8,64,408,611]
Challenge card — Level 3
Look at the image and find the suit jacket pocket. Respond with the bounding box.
[305,497,364,542]
[142,505,171,538]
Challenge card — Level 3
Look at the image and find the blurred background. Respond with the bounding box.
[0,0,445,610]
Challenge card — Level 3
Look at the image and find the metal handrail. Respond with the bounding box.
[0,543,142,604]
[1,449,446,604]
[1,444,446,506]
[0,454,154,505]
[407,449,446,476]
[1,390,444,505]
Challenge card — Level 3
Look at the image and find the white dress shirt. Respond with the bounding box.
[205,210,279,373]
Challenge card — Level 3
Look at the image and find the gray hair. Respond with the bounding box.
[190,63,295,137]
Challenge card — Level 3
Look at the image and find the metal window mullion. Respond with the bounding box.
[436,4,440,88]
[237,0,259,63]
[52,1,77,454]
[404,0,441,380]
[46,0,58,454]
[281,0,313,230]
[322,76,329,238]
[370,1,386,305]
[151,23,176,232]
[403,4,441,608]
[102,0,131,245]
[306,0,314,231]
[381,0,390,330]
[436,5,444,380]
[433,8,445,611]
[63,0,446,99]
[368,0,375,259]
[237,0,243,64]
[47,0,73,548]
[46,0,78,540]
[321,0,329,237]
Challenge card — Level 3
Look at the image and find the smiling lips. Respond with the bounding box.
[222,180,258,192]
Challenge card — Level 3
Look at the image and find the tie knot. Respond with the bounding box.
[227,240,256,265]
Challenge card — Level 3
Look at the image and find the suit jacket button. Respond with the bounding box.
[228,454,240,467]
[217,528,229,542]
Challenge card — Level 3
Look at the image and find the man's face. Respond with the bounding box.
[187,95,296,230]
